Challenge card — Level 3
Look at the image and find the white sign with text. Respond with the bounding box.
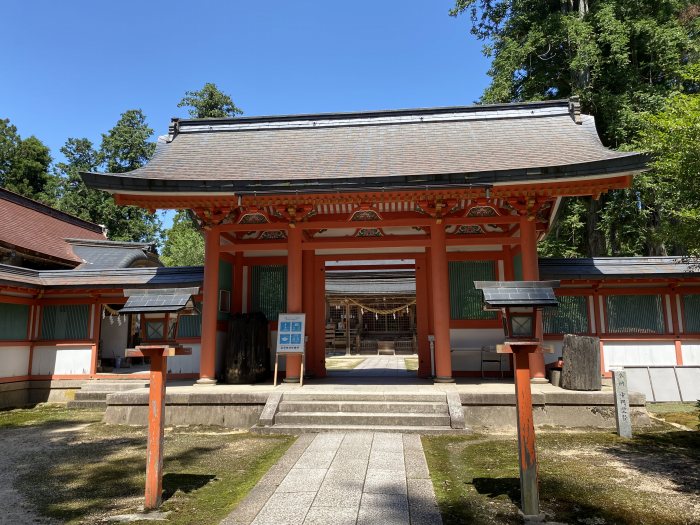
[276,313,306,354]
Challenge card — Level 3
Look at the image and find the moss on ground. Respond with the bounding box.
[404,357,419,371]
[0,403,102,428]
[423,428,700,525]
[647,402,699,429]
[5,405,294,524]
[324,357,365,370]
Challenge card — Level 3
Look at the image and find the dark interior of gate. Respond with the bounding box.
[324,259,419,377]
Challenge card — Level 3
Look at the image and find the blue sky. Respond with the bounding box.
[1,1,490,226]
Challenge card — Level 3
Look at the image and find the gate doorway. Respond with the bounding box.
[323,265,419,377]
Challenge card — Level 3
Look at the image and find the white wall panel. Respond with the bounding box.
[0,345,30,377]
[450,329,504,371]
[99,317,129,360]
[168,343,201,374]
[603,341,676,371]
[681,341,700,365]
[31,345,92,375]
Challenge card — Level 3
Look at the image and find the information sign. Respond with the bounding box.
[276,313,306,354]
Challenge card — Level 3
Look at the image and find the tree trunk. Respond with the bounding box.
[585,197,607,256]
[561,334,602,391]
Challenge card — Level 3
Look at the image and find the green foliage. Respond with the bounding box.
[178,82,243,118]
[55,111,161,242]
[160,211,205,266]
[0,118,55,204]
[452,1,700,256]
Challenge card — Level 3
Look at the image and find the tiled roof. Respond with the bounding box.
[0,264,203,290]
[68,239,161,269]
[82,100,648,194]
[474,281,560,308]
[0,188,105,266]
[325,271,415,296]
[120,287,199,314]
[539,257,700,280]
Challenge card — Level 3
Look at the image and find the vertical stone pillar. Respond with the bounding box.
[285,226,303,382]
[519,217,547,381]
[198,227,220,384]
[429,224,453,382]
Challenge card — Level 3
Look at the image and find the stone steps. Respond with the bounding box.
[259,390,465,433]
[68,380,149,410]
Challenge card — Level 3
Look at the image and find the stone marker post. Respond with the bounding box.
[612,368,632,438]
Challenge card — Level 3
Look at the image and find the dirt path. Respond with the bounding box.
[0,423,89,524]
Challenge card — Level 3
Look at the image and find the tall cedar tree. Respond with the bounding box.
[451,0,700,256]
[0,118,55,204]
[56,110,161,242]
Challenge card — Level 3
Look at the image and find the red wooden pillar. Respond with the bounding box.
[415,255,431,378]
[429,225,453,382]
[520,217,546,381]
[145,350,167,509]
[285,226,303,382]
[199,227,220,383]
[302,250,315,376]
[314,256,327,377]
[512,343,541,516]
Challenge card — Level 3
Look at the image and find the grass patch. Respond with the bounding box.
[404,357,419,371]
[8,411,294,525]
[0,403,102,428]
[325,357,365,370]
[423,429,700,525]
[647,402,699,429]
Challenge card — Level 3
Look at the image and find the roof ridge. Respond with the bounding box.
[0,187,105,235]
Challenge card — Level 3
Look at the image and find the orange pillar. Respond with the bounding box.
[145,349,167,509]
[430,225,453,382]
[198,227,220,383]
[314,257,327,377]
[415,255,431,378]
[520,217,547,381]
[285,226,303,382]
[302,250,315,376]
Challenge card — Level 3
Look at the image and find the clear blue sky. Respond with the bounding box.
[1,1,490,226]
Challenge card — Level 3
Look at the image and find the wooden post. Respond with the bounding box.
[285,226,303,382]
[510,343,541,517]
[199,228,220,383]
[145,350,167,510]
[429,225,453,382]
[345,301,351,355]
[126,344,191,510]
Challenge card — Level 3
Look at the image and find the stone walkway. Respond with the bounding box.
[335,355,415,377]
[221,432,442,525]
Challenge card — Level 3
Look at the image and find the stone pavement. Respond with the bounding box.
[347,355,415,377]
[221,432,443,525]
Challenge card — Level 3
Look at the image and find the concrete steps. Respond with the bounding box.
[67,380,148,410]
[257,391,465,433]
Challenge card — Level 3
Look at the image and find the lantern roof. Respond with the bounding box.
[474,281,560,308]
[119,287,200,314]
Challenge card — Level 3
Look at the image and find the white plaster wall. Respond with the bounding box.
[168,343,201,374]
[603,341,676,371]
[681,341,700,366]
[31,345,92,375]
[450,329,505,371]
[99,317,129,359]
[0,346,30,377]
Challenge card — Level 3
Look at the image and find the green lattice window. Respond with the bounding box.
[543,295,589,334]
[251,265,287,321]
[682,294,700,333]
[606,294,664,334]
[0,303,29,340]
[177,305,202,338]
[41,304,89,340]
[448,261,497,320]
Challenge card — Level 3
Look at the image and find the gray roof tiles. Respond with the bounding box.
[82,100,648,194]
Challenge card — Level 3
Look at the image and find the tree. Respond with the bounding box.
[0,118,55,204]
[177,83,243,118]
[451,1,700,256]
[56,111,161,243]
[160,211,205,266]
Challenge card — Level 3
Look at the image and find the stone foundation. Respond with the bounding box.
[0,379,86,408]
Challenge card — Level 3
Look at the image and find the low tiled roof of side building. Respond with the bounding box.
[81,99,648,194]
[539,257,700,280]
[0,188,106,266]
